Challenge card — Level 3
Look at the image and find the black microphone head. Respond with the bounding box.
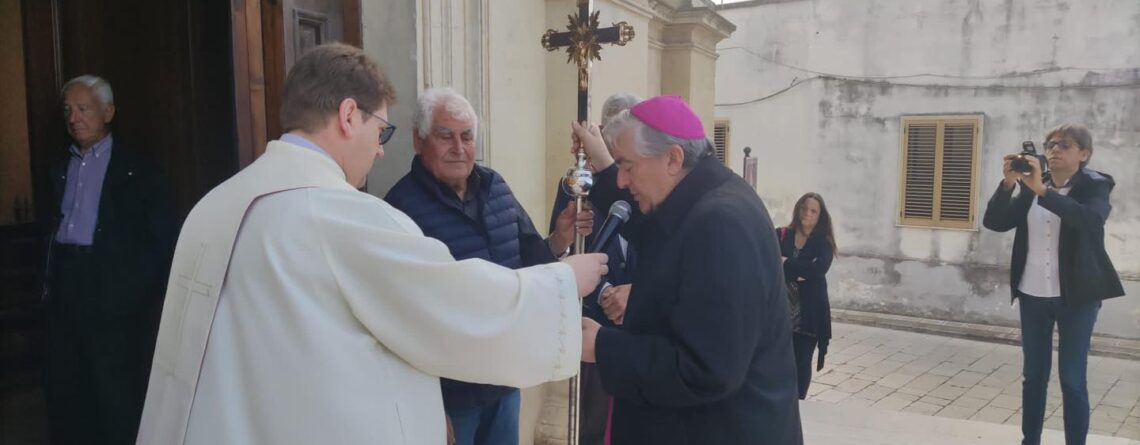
[609,200,632,222]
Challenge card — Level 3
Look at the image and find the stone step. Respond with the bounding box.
[802,400,1139,445]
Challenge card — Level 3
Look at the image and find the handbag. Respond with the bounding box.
[778,227,803,328]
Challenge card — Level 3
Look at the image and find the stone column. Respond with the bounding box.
[653,1,735,138]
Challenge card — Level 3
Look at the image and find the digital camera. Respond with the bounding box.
[1010,141,1043,174]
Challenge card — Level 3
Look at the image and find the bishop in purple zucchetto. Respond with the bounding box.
[629,95,705,140]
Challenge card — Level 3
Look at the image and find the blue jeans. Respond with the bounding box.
[447,390,520,445]
[1018,294,1100,445]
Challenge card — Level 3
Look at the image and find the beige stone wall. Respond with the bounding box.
[362,0,419,196]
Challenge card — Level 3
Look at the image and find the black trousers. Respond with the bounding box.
[45,248,149,445]
[792,332,818,400]
[579,362,610,445]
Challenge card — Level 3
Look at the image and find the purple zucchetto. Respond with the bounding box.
[629,95,705,139]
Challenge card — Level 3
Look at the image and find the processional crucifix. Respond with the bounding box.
[540,2,634,444]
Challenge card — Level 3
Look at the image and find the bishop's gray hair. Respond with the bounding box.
[602,109,711,170]
[600,93,641,127]
[414,87,478,139]
[61,75,115,106]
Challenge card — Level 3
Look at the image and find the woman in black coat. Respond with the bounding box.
[982,124,1123,445]
[778,192,836,400]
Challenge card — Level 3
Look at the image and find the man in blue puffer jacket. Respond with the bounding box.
[385,87,593,445]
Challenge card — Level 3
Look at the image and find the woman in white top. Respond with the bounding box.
[982,123,1124,445]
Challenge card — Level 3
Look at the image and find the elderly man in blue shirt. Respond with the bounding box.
[44,75,176,444]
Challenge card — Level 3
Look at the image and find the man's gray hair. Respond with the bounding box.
[61,75,114,106]
[603,109,711,169]
[414,87,478,139]
[600,93,641,126]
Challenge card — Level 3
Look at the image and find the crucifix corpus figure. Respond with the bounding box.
[541,2,634,444]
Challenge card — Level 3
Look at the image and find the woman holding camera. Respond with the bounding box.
[983,124,1124,445]
[778,192,836,400]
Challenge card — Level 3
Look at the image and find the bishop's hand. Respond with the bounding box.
[571,121,612,172]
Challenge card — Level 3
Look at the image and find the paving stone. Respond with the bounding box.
[807,382,832,397]
[835,378,875,394]
[935,405,977,420]
[877,372,917,389]
[947,371,987,388]
[814,389,852,404]
[1101,394,1139,410]
[927,383,968,400]
[902,401,942,416]
[853,384,895,402]
[1117,426,1140,440]
[951,396,989,410]
[873,393,918,411]
[904,374,948,392]
[832,364,866,375]
[927,363,965,377]
[1094,405,1133,422]
[1091,412,1124,434]
[971,406,1015,423]
[887,352,920,363]
[990,394,1022,410]
[896,385,929,397]
[962,385,1002,401]
[918,396,952,407]
[849,353,892,368]
[837,396,876,409]
[1045,414,1065,430]
[815,371,852,386]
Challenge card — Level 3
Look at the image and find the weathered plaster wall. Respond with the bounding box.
[715,0,1140,338]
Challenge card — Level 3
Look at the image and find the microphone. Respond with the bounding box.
[589,200,631,253]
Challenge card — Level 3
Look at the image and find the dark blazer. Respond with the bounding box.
[982,168,1124,305]
[590,155,803,445]
[778,228,833,369]
[548,184,635,327]
[46,141,177,324]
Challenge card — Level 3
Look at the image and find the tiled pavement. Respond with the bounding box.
[807,323,1140,440]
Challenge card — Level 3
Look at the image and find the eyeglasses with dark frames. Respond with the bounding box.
[1044,139,1078,152]
[365,110,397,145]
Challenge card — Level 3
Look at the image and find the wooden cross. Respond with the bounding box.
[541,0,635,123]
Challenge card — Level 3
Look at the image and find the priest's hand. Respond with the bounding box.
[581,317,601,363]
[571,121,613,172]
[563,253,609,297]
[599,284,630,325]
[550,201,595,255]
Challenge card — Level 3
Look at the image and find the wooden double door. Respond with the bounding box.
[3,1,361,440]
[20,0,361,222]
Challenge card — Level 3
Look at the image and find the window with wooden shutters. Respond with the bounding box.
[713,120,730,165]
[898,116,982,229]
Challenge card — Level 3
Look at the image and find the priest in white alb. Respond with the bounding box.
[136,43,608,445]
